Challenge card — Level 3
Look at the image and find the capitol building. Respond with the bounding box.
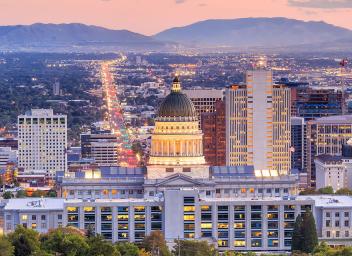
[3,77,352,252]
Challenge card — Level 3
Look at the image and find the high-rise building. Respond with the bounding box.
[201,100,226,166]
[81,130,118,166]
[307,115,352,187]
[148,77,207,179]
[291,117,306,172]
[18,109,67,177]
[53,81,61,96]
[291,87,342,120]
[183,89,223,126]
[225,69,291,174]
[0,147,17,169]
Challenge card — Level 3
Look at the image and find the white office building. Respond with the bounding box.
[18,109,67,177]
[225,70,291,174]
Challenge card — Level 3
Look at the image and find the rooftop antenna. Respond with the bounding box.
[340,58,348,115]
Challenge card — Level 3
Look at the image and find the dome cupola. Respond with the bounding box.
[157,76,197,121]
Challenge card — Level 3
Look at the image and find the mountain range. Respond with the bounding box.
[0,18,352,52]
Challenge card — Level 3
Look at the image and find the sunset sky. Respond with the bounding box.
[0,0,351,35]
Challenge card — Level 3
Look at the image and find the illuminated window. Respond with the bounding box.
[67,207,78,213]
[118,223,128,230]
[234,240,246,247]
[201,205,211,211]
[111,190,117,195]
[201,223,212,229]
[251,231,262,238]
[31,223,37,229]
[184,206,195,212]
[21,215,28,221]
[184,233,194,238]
[249,188,255,193]
[134,214,145,221]
[218,223,229,229]
[84,207,95,213]
[183,215,195,221]
[134,206,145,212]
[218,240,228,247]
[241,188,246,193]
[117,215,129,221]
[234,222,245,229]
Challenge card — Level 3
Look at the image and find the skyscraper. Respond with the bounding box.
[291,87,342,120]
[18,109,67,177]
[201,100,226,166]
[225,69,291,174]
[291,117,306,172]
[307,115,352,187]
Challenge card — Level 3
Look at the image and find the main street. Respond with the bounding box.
[100,60,138,167]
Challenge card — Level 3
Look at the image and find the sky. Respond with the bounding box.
[0,0,351,35]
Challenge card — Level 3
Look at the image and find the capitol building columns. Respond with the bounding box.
[147,77,208,178]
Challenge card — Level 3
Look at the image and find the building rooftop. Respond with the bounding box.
[310,115,352,124]
[315,154,344,164]
[298,195,352,208]
[4,198,64,211]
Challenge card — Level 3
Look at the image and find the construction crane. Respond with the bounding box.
[340,58,348,115]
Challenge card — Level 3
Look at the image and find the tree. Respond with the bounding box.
[3,191,13,199]
[291,214,303,252]
[16,190,26,198]
[301,210,318,253]
[172,240,217,256]
[87,235,120,256]
[46,190,57,198]
[115,242,139,256]
[31,190,46,197]
[41,227,89,256]
[8,225,41,256]
[313,242,334,256]
[0,235,14,256]
[335,188,352,195]
[299,188,317,195]
[140,231,170,256]
[317,186,334,194]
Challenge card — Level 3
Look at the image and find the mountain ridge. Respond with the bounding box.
[154,17,352,49]
[0,18,351,52]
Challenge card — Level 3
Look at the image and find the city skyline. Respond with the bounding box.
[0,0,351,35]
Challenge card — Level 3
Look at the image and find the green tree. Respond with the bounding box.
[31,190,46,197]
[335,188,352,195]
[302,210,318,253]
[317,186,334,194]
[87,235,120,256]
[16,190,26,198]
[41,228,89,256]
[3,191,13,199]
[8,225,41,256]
[0,235,14,256]
[140,231,170,256]
[313,242,335,256]
[291,214,303,252]
[172,240,217,256]
[46,190,57,198]
[115,242,139,256]
[299,188,317,195]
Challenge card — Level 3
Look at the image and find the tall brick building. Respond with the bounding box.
[201,100,226,166]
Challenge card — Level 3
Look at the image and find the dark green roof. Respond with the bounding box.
[157,91,197,119]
